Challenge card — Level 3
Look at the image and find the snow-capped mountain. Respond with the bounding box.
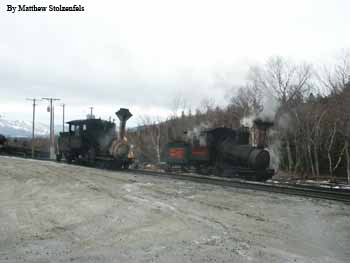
[0,118,50,137]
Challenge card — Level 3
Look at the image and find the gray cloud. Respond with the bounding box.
[1,0,349,124]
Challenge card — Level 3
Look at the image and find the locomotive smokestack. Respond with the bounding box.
[253,119,273,148]
[116,108,132,140]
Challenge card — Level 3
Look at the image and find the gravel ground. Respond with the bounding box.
[0,156,349,263]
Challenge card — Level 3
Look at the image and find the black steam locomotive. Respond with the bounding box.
[56,108,134,168]
[164,119,274,181]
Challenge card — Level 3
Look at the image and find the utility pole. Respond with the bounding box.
[89,107,94,118]
[87,107,95,119]
[61,103,65,132]
[42,98,60,159]
[26,98,39,158]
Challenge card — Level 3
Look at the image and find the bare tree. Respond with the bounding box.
[247,56,313,174]
[228,83,263,119]
[337,93,350,183]
[170,95,188,119]
[318,51,350,182]
[325,120,346,179]
[319,50,350,94]
[199,98,216,114]
[128,116,165,164]
[141,116,163,163]
[249,56,312,106]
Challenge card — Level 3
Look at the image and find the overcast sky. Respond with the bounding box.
[0,0,349,126]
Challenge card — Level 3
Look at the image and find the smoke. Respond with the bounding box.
[240,94,280,128]
[186,122,210,142]
[259,95,279,122]
[241,115,255,127]
[265,129,280,171]
[259,95,281,171]
[276,112,292,131]
[239,94,281,172]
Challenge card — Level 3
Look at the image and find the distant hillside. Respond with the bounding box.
[0,118,56,137]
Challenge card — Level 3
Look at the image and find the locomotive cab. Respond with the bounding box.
[57,119,116,163]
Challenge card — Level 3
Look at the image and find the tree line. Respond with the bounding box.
[128,51,350,183]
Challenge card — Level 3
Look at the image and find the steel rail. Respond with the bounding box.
[126,169,350,203]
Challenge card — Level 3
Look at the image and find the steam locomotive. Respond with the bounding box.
[164,119,274,181]
[56,108,134,168]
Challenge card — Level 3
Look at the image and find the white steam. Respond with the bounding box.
[240,95,279,128]
[240,95,281,172]
[186,122,210,141]
[259,95,279,121]
[241,115,255,127]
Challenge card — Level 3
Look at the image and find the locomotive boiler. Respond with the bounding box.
[56,108,134,168]
[165,119,274,181]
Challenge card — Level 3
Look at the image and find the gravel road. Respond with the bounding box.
[0,156,349,263]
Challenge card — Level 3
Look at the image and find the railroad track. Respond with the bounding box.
[1,154,349,203]
[126,169,350,203]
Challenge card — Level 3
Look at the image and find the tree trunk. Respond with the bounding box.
[286,139,293,173]
[293,135,300,176]
[345,139,350,184]
[327,122,337,180]
[307,143,315,178]
[313,144,320,180]
[332,143,346,180]
[327,152,333,178]
[156,127,161,164]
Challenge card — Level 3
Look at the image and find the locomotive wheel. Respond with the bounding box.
[164,164,172,172]
[181,166,189,173]
[64,152,73,164]
[214,156,224,176]
[199,166,211,175]
[214,166,223,176]
[87,147,96,164]
[66,157,72,164]
[56,152,62,162]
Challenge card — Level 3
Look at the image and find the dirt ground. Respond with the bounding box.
[0,156,349,263]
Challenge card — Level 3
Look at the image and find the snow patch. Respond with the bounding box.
[0,118,50,137]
